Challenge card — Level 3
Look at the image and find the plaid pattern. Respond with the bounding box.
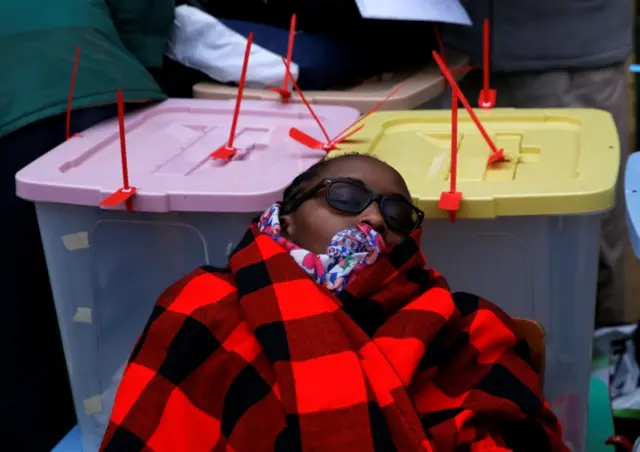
[101,225,568,451]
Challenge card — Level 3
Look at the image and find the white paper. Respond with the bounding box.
[355,0,471,25]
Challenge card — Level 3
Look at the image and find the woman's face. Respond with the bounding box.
[280,156,413,254]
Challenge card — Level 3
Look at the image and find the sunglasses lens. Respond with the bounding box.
[326,181,371,213]
[382,198,419,234]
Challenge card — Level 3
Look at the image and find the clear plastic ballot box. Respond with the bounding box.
[333,108,619,452]
[16,98,360,451]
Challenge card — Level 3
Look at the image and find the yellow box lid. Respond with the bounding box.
[330,108,620,219]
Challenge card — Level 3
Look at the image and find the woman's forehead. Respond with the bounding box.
[321,157,410,196]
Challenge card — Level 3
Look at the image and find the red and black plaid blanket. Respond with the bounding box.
[101,225,568,451]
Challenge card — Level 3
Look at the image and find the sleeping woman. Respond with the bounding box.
[101,154,568,451]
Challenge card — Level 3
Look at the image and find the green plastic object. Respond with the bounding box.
[587,376,616,452]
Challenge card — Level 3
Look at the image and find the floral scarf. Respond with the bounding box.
[257,203,385,293]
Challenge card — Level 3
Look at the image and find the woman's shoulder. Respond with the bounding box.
[154,266,237,313]
[448,291,522,343]
[408,283,526,364]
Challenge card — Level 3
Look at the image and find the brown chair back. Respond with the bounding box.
[512,318,546,381]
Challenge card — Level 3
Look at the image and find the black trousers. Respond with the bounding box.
[0,105,120,451]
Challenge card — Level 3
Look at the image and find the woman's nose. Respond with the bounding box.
[359,203,386,234]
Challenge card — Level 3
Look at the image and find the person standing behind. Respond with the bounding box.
[442,0,633,326]
[0,0,174,449]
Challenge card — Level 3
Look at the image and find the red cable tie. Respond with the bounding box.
[432,50,505,164]
[66,46,81,140]
[282,58,403,152]
[100,90,136,211]
[283,15,296,92]
[211,32,254,160]
[329,83,404,146]
[433,24,448,89]
[281,57,332,143]
[450,93,458,195]
[438,90,462,222]
[478,18,496,109]
[269,15,297,103]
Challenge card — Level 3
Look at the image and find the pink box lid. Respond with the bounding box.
[16,99,360,213]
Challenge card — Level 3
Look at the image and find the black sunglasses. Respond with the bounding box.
[281,177,424,235]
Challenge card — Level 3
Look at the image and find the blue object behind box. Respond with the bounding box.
[625,152,640,258]
[53,427,82,452]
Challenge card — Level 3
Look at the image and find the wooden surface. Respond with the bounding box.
[512,318,546,379]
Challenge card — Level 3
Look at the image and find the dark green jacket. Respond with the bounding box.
[0,0,174,138]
